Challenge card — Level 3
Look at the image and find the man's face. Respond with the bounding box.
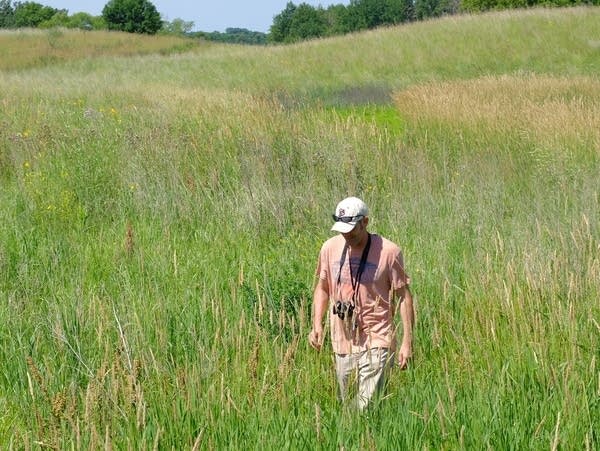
[342,217,368,247]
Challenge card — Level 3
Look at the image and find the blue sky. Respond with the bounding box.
[42,1,351,33]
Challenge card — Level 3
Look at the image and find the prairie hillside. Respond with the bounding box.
[0,6,599,449]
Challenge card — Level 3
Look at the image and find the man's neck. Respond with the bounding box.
[347,231,369,252]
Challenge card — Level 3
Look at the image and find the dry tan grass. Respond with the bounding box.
[394,74,600,149]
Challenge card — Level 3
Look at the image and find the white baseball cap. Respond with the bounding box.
[331,197,369,233]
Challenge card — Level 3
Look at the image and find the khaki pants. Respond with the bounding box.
[335,348,393,411]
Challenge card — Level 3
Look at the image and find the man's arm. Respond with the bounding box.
[396,285,414,369]
[308,278,329,350]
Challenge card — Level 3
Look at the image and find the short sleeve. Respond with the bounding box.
[390,249,410,290]
[316,243,329,281]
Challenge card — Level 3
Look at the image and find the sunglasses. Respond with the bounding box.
[332,214,364,223]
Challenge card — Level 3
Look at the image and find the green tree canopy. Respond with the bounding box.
[194,28,267,45]
[161,17,194,36]
[39,10,105,29]
[102,0,162,34]
[287,3,327,41]
[322,4,350,34]
[67,12,106,30]
[414,0,458,19]
[0,0,14,28]
[269,0,416,42]
[270,2,328,43]
[269,1,297,42]
[13,1,61,27]
[347,0,412,29]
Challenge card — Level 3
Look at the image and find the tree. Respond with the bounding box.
[287,3,327,42]
[67,12,105,30]
[194,28,267,45]
[38,8,67,27]
[323,4,349,35]
[102,0,162,34]
[39,10,105,30]
[400,0,416,22]
[270,2,328,43]
[0,0,14,28]
[161,17,194,36]
[13,1,61,28]
[415,0,459,19]
[347,0,410,30]
[459,0,498,11]
[269,2,296,43]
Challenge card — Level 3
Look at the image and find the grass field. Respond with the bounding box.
[1,6,599,449]
[0,28,198,72]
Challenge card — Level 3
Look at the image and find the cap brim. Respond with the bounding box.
[331,221,358,233]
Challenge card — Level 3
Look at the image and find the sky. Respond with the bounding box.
[42,1,351,33]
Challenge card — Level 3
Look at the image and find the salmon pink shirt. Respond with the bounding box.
[316,233,410,355]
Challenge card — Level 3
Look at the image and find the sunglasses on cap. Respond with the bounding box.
[332,214,364,223]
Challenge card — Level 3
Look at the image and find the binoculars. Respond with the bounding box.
[333,300,354,320]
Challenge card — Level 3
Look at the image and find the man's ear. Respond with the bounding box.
[363,216,369,227]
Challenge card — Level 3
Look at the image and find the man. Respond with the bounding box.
[308,196,414,410]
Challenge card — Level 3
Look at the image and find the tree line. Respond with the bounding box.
[0,0,268,44]
[0,0,596,45]
[0,0,162,33]
[269,0,598,43]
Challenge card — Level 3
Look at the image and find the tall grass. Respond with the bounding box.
[0,28,199,71]
[0,7,599,449]
[392,74,599,448]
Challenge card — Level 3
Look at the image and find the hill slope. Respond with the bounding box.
[1,7,599,103]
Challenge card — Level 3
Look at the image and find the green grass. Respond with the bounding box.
[1,6,599,449]
[0,28,199,71]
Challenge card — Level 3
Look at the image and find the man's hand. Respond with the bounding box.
[308,327,323,351]
[397,342,412,369]
[396,285,414,370]
[310,278,329,352]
